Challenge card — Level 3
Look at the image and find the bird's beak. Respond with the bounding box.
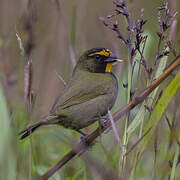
[104,52,118,63]
[105,52,123,72]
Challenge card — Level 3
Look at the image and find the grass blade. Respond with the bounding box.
[139,70,180,154]
[0,82,16,180]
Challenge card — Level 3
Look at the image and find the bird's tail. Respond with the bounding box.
[19,115,58,140]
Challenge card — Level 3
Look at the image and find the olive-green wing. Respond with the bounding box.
[57,92,106,110]
[52,79,107,112]
[50,70,115,113]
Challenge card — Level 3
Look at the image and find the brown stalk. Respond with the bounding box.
[38,55,180,180]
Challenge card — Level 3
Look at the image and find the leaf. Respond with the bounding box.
[127,102,146,134]
[170,145,179,180]
[148,50,169,106]
[139,70,180,154]
[0,81,16,180]
[127,49,169,137]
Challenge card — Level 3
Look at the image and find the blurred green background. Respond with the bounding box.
[0,0,180,179]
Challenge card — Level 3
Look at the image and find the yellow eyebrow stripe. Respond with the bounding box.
[88,49,110,57]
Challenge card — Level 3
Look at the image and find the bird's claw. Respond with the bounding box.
[80,134,93,151]
[76,130,93,150]
[100,116,111,134]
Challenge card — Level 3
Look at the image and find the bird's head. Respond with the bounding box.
[76,48,119,73]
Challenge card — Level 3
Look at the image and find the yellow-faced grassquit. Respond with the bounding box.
[20,47,119,139]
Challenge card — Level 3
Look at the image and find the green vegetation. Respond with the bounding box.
[0,0,179,179]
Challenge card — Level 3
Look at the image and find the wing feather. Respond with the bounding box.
[50,71,114,113]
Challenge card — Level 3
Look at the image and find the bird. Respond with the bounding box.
[19,47,119,140]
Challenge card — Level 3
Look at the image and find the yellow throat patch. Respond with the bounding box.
[105,63,112,72]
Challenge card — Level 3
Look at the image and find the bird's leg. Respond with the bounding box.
[77,129,88,137]
[100,115,109,125]
[93,115,108,121]
[95,114,111,134]
[100,115,112,134]
[76,129,89,144]
[76,130,94,151]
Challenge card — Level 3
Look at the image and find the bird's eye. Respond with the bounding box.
[95,54,101,60]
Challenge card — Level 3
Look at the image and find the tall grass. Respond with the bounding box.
[0,82,16,180]
[0,0,179,179]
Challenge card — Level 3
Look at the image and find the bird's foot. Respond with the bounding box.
[93,115,108,121]
[100,115,111,134]
[76,130,93,151]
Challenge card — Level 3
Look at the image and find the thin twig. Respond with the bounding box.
[169,0,177,41]
[24,60,33,107]
[54,70,66,86]
[16,32,25,56]
[165,115,180,147]
[17,1,37,179]
[108,110,124,155]
[99,17,128,44]
[155,2,172,65]
[69,45,77,68]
